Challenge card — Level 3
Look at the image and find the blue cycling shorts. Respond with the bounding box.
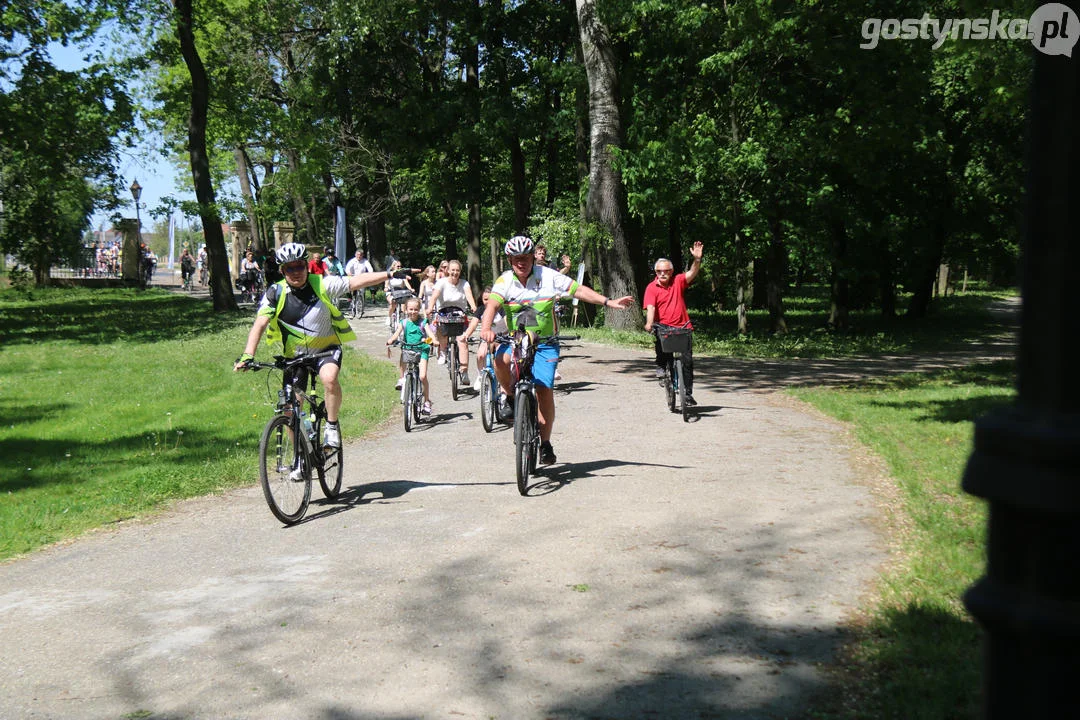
[496,341,560,389]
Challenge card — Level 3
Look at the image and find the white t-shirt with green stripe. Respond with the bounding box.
[490,265,578,335]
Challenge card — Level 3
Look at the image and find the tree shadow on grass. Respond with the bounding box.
[807,602,981,719]
[0,289,250,347]
[0,428,250,494]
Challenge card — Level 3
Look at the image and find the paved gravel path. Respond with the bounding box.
[0,295,1017,720]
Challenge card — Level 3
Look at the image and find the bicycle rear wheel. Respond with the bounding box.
[259,414,311,524]
[404,372,417,432]
[665,361,676,413]
[514,391,533,495]
[676,358,688,422]
[318,445,343,499]
[449,342,459,401]
[480,371,496,433]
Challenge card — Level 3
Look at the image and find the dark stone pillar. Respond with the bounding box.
[961,39,1080,719]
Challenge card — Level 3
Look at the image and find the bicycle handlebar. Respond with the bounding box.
[239,349,337,372]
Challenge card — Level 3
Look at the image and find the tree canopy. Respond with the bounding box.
[4,0,1028,327]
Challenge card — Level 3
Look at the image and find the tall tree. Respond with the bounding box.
[575,0,642,330]
[172,0,236,311]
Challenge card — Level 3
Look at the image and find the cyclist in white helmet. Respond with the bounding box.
[480,235,633,465]
[234,242,410,449]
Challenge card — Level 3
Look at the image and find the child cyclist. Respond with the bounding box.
[386,297,437,416]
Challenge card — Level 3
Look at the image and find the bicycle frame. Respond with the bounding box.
[653,323,693,422]
[245,350,342,523]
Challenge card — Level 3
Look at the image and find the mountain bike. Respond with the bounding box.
[472,337,498,433]
[239,351,344,524]
[238,272,264,305]
[653,323,693,422]
[347,289,365,318]
[494,324,577,495]
[392,340,430,432]
[436,307,469,401]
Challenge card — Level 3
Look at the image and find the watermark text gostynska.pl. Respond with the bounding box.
[860,4,1078,56]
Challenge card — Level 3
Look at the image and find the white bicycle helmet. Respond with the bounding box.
[275,242,308,264]
[504,235,534,256]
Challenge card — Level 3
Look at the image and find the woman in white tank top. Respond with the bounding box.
[426,259,477,381]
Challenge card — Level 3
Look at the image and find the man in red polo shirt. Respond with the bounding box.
[643,241,703,404]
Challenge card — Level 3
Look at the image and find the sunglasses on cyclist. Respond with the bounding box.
[282,262,307,274]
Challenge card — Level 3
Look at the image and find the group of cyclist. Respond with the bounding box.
[236,234,703,468]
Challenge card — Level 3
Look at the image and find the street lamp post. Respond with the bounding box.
[130,179,143,239]
[130,180,144,287]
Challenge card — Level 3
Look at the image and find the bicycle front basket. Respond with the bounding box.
[401,348,421,365]
[657,326,692,354]
[438,309,468,337]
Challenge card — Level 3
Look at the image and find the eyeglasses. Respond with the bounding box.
[509,254,533,263]
[655,268,673,275]
[282,263,307,274]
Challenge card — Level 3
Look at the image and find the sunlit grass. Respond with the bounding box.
[571,286,1017,359]
[794,362,1015,718]
[0,287,399,559]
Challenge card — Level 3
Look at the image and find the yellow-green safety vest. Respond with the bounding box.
[263,274,356,353]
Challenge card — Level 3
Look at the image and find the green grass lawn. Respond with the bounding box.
[0,286,399,559]
[571,285,1016,358]
[793,362,1015,718]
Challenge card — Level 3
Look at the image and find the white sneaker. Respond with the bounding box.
[554,370,562,381]
[395,377,403,390]
[437,353,447,365]
[472,375,483,391]
[288,467,304,482]
[323,424,341,449]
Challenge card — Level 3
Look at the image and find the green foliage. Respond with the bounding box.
[0,287,399,559]
[0,23,135,284]
[125,0,1024,323]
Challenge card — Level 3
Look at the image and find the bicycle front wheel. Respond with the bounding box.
[448,342,459,401]
[318,445,343,499]
[259,414,311,524]
[480,371,496,433]
[357,291,366,318]
[514,391,534,495]
[404,372,417,432]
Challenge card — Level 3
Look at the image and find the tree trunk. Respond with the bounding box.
[546,86,562,209]
[464,5,483,292]
[173,0,236,312]
[828,217,849,331]
[576,0,642,330]
[765,212,788,334]
[879,234,896,319]
[510,134,528,233]
[666,210,684,273]
[284,148,317,245]
[233,146,262,250]
[907,219,946,319]
[573,20,590,272]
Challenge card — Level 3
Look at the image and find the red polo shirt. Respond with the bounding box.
[643,272,692,329]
